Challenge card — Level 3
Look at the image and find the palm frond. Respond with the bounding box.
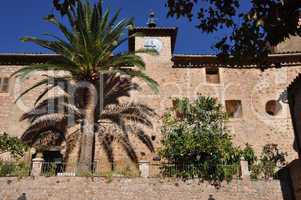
[21,96,81,122]
[22,128,65,146]
[135,129,154,152]
[14,79,49,103]
[65,128,80,162]
[17,1,158,167]
[119,136,138,163]
[99,133,115,170]
[33,76,72,105]
[31,113,67,126]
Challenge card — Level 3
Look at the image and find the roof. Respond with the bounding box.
[128,27,178,53]
[0,51,301,68]
[0,53,63,65]
[172,52,301,68]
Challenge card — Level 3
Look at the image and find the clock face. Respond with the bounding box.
[144,38,163,53]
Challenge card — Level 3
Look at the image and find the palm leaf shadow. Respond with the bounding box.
[20,74,157,169]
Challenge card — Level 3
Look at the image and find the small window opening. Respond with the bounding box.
[206,68,220,84]
[225,100,243,118]
[151,135,156,141]
[266,100,282,116]
[0,77,9,93]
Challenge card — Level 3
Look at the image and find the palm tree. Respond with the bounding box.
[12,0,158,172]
[20,74,156,171]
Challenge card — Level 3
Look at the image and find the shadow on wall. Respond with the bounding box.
[286,73,301,200]
[208,194,216,200]
[279,159,301,200]
[17,193,27,200]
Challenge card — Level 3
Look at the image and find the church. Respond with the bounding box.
[0,18,301,175]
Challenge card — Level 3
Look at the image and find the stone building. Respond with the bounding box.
[0,22,301,174]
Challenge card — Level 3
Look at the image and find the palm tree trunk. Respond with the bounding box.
[78,87,96,173]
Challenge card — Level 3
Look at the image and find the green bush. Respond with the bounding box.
[250,144,286,180]
[241,143,257,166]
[250,163,262,180]
[0,161,30,177]
[159,96,244,185]
[0,132,28,158]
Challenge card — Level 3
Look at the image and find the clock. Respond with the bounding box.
[143,38,163,53]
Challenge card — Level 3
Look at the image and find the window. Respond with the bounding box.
[0,77,9,93]
[225,100,243,118]
[265,100,282,116]
[206,68,220,83]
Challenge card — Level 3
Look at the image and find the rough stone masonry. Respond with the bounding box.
[0,26,301,174]
[0,177,289,200]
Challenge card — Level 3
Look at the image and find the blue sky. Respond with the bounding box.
[0,0,236,54]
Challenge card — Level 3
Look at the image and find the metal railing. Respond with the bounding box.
[0,160,241,178]
[41,161,98,176]
[0,159,283,181]
[148,163,241,179]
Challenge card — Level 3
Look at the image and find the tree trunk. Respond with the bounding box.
[78,87,97,173]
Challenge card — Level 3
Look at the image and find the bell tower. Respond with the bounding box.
[147,11,157,28]
[128,12,178,61]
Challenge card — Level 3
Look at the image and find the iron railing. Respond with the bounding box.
[41,161,98,176]
[149,163,241,179]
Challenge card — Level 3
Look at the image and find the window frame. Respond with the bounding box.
[205,67,220,84]
[225,100,243,119]
[0,77,9,93]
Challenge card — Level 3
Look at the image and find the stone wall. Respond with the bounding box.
[0,33,301,171]
[130,35,301,165]
[0,177,290,200]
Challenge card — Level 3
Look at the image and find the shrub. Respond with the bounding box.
[0,161,30,177]
[0,132,28,158]
[159,96,243,185]
[250,144,286,180]
[241,143,257,166]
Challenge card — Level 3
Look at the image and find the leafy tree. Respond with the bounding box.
[0,133,28,158]
[166,0,300,66]
[53,0,78,16]
[12,0,158,172]
[159,96,242,185]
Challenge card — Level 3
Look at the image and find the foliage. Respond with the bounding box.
[53,0,301,65]
[0,161,30,177]
[250,144,287,180]
[250,164,262,180]
[13,0,158,171]
[0,133,28,158]
[115,165,139,177]
[159,96,242,185]
[241,143,257,166]
[53,0,78,15]
[20,76,157,169]
[166,0,301,67]
[42,162,58,177]
[13,0,159,93]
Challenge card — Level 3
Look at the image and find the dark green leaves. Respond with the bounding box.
[166,0,301,66]
[159,95,242,185]
[0,133,28,158]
